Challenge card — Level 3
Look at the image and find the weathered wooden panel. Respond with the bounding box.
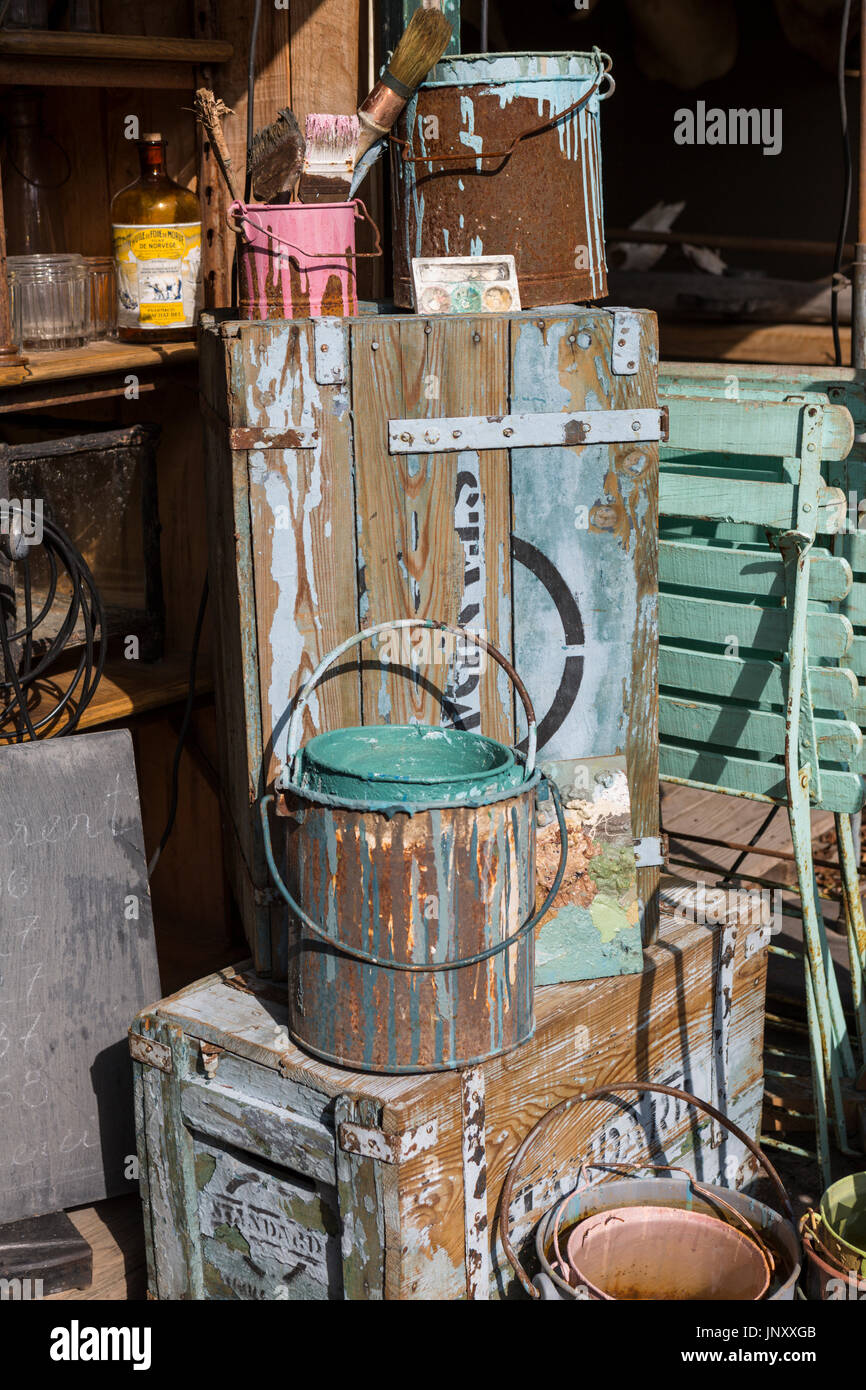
[661,743,863,813]
[351,315,512,742]
[664,395,853,460]
[661,591,852,660]
[202,310,658,971]
[659,643,858,713]
[238,322,360,782]
[660,474,846,534]
[659,694,862,763]
[137,897,767,1300]
[201,325,271,969]
[509,310,659,934]
[659,539,851,603]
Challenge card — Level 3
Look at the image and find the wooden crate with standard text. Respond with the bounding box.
[131,892,767,1300]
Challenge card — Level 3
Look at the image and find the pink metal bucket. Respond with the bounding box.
[228,199,381,320]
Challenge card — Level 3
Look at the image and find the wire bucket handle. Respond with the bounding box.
[498,1080,793,1300]
[282,618,538,784]
[226,198,383,262]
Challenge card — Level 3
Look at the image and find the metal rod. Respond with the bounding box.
[607,226,856,260]
[666,827,845,874]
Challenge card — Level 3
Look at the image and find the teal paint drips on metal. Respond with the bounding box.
[261,621,567,1075]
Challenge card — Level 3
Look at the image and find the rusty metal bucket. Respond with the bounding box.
[390,49,614,309]
[565,1204,771,1301]
[499,1081,799,1300]
[261,620,567,1074]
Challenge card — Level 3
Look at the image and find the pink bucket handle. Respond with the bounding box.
[227,199,382,261]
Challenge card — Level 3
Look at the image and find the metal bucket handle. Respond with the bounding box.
[498,1081,793,1300]
[392,48,614,168]
[226,198,383,260]
[259,775,567,973]
[284,618,538,781]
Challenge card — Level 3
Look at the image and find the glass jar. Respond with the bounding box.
[9,254,89,350]
[83,256,117,340]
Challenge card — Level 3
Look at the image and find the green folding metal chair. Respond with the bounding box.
[657,382,864,1183]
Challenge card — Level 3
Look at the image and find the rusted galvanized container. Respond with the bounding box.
[262,620,566,1074]
[390,50,613,309]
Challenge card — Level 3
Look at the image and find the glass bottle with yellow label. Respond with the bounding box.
[111,133,201,342]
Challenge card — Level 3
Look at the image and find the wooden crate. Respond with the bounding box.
[200,308,660,976]
[131,892,768,1300]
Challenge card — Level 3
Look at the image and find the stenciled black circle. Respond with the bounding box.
[510,535,584,755]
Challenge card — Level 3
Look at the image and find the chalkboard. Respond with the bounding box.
[0,729,160,1223]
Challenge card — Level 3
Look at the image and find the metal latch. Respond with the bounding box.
[129,1031,172,1074]
[388,408,665,455]
[338,1119,438,1163]
[608,308,642,375]
[313,318,347,385]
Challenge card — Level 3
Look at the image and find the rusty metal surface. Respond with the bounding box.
[390,52,610,309]
[279,786,537,1073]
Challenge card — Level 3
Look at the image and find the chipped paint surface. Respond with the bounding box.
[460,1066,490,1299]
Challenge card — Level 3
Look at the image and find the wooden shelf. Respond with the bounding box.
[0,651,212,742]
[0,28,232,88]
[0,339,198,409]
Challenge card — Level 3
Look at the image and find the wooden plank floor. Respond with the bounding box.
[44,1196,146,1301]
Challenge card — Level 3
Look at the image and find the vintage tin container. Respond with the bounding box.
[130,891,769,1300]
[228,199,379,319]
[390,50,613,308]
[263,620,565,1074]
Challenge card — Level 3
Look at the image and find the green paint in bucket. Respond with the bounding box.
[296,723,523,803]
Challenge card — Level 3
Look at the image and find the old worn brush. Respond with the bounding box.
[247,107,305,203]
[356,6,452,160]
[297,113,360,203]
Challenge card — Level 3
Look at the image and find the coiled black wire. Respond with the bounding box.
[0,513,106,741]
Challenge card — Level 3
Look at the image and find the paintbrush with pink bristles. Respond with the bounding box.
[297,114,361,203]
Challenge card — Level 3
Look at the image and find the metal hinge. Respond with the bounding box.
[388,407,665,455]
[634,835,666,868]
[129,1031,172,1074]
[313,318,347,385]
[338,1119,438,1163]
[608,308,642,375]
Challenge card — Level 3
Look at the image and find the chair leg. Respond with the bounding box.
[810,866,855,1079]
[789,802,849,1149]
[804,961,833,1188]
[835,811,866,1060]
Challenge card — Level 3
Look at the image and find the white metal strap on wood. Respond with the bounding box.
[387,408,665,454]
[460,1066,490,1301]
